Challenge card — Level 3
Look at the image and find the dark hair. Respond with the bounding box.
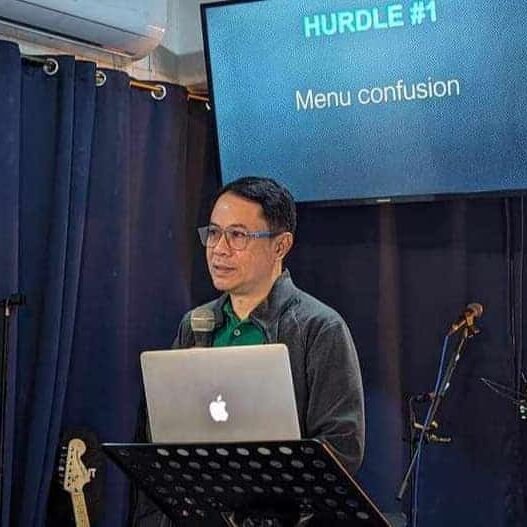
[215,177,297,235]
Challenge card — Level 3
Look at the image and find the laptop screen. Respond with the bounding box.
[141,344,301,443]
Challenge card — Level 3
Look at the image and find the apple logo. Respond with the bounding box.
[209,395,229,422]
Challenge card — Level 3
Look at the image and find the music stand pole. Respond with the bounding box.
[0,294,25,522]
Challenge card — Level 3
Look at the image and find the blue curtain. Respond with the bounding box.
[0,40,191,527]
[0,41,21,527]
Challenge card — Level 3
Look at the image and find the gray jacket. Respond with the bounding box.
[174,269,365,474]
[130,270,365,527]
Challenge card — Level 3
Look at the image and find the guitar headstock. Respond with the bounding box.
[59,438,96,494]
[50,429,106,526]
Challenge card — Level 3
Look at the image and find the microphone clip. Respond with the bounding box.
[464,322,480,339]
[412,420,452,445]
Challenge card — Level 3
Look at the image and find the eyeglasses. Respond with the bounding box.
[197,225,279,251]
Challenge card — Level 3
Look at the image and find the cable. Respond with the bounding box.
[516,197,524,395]
[480,377,525,406]
[504,199,516,382]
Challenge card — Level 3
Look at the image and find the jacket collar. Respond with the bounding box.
[250,269,298,327]
[211,269,298,339]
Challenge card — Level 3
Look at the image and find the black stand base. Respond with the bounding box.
[222,510,314,527]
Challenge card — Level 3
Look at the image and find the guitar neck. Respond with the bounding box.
[71,491,90,527]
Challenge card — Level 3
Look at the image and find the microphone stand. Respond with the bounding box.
[404,394,451,527]
[397,323,479,524]
[0,293,25,522]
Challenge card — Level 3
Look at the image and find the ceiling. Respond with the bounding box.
[161,0,229,86]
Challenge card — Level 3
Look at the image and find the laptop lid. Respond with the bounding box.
[140,344,301,443]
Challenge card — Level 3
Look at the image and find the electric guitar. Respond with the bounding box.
[59,437,97,527]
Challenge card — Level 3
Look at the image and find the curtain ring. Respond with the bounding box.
[151,84,167,101]
[95,70,107,87]
[43,58,59,76]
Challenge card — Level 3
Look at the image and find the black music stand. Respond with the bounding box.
[103,439,390,526]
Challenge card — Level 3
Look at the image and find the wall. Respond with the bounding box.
[0,0,227,86]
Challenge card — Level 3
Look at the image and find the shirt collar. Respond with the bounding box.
[222,297,239,323]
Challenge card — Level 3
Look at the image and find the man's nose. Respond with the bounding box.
[213,231,231,253]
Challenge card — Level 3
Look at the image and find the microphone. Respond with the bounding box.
[190,307,215,347]
[448,303,483,336]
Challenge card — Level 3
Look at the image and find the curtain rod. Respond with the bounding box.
[95,71,167,100]
[187,92,210,103]
[21,54,47,65]
[21,53,59,75]
[21,54,210,104]
[129,79,166,100]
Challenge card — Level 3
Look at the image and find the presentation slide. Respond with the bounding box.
[203,0,527,203]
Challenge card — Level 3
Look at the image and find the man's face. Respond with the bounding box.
[206,192,280,296]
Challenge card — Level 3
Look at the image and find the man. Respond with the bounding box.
[131,177,364,526]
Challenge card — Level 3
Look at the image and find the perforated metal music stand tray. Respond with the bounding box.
[103,439,390,526]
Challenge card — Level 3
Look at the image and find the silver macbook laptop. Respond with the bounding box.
[141,344,301,443]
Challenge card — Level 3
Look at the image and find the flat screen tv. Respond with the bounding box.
[201,0,527,204]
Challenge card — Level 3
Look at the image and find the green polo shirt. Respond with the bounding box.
[213,299,266,347]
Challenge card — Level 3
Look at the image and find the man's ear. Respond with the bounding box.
[275,233,293,260]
